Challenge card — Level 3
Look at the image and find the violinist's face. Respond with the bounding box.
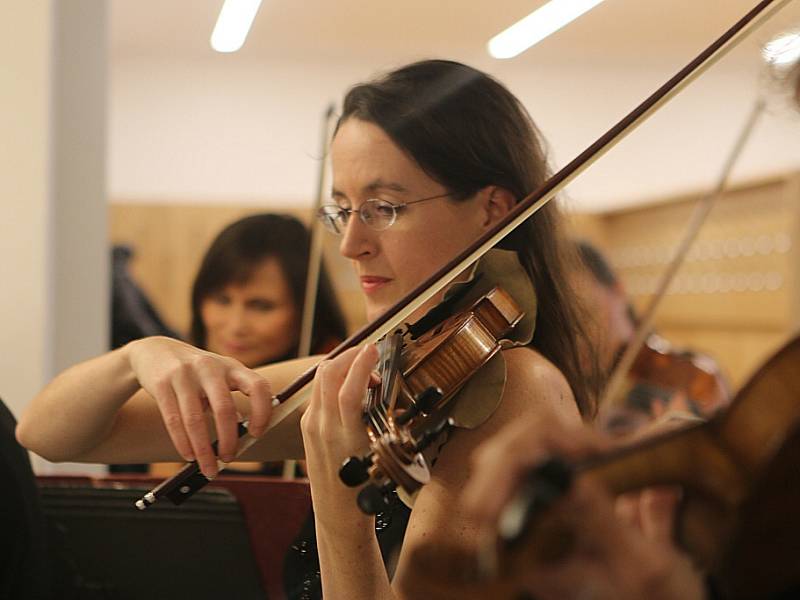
[330,118,494,321]
[201,257,300,368]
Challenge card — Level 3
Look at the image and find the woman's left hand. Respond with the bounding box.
[300,344,379,526]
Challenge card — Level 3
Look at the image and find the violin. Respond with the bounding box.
[339,286,524,513]
[410,333,800,600]
[602,333,730,436]
[629,334,729,414]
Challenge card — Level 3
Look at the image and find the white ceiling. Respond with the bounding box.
[112,0,800,63]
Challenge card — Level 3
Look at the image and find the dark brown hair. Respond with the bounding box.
[190,213,347,362]
[338,60,599,417]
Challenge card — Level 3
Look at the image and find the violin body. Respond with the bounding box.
[341,286,523,513]
[603,333,731,436]
[630,333,729,413]
[399,286,523,411]
[411,334,800,599]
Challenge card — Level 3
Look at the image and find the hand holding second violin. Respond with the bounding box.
[464,417,707,600]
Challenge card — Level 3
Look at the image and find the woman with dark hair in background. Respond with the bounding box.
[190,213,346,367]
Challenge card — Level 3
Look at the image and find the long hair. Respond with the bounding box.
[190,213,347,361]
[338,60,600,417]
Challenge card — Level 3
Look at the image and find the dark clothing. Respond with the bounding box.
[706,577,800,600]
[110,245,179,351]
[283,493,410,599]
[0,399,52,599]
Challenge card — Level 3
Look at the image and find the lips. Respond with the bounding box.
[223,342,251,354]
[360,276,392,294]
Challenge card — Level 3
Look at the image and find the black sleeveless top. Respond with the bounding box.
[282,493,411,599]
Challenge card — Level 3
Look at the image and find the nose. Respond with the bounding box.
[339,212,376,261]
[225,304,250,335]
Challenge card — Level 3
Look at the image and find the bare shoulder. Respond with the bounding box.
[499,346,580,425]
[429,346,580,488]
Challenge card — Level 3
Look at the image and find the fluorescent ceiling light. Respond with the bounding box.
[762,31,800,67]
[211,0,263,53]
[488,0,606,59]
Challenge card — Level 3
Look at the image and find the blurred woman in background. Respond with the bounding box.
[190,213,346,368]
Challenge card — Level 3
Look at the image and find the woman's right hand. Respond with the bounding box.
[126,336,273,477]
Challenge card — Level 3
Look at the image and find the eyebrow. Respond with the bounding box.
[331,179,410,199]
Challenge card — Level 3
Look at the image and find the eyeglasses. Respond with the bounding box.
[315,192,452,235]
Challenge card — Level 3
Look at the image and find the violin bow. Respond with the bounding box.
[136,0,792,509]
[597,95,767,418]
[281,102,337,479]
[297,102,337,359]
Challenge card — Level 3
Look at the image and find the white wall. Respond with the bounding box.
[0,2,51,420]
[109,49,800,213]
[0,1,107,475]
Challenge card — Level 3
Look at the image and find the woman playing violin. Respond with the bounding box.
[17,59,597,599]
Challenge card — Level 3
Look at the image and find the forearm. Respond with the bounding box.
[17,341,316,465]
[299,345,402,599]
[314,501,396,600]
[16,343,141,462]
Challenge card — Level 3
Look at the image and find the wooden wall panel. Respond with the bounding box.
[566,212,608,249]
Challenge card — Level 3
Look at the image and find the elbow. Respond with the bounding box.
[15,420,68,463]
[15,419,35,451]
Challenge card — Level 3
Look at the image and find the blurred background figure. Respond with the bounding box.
[111,244,179,351]
[571,240,637,377]
[110,245,181,473]
[189,213,345,368]
[571,240,730,436]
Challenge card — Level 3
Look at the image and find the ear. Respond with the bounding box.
[477,186,516,228]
